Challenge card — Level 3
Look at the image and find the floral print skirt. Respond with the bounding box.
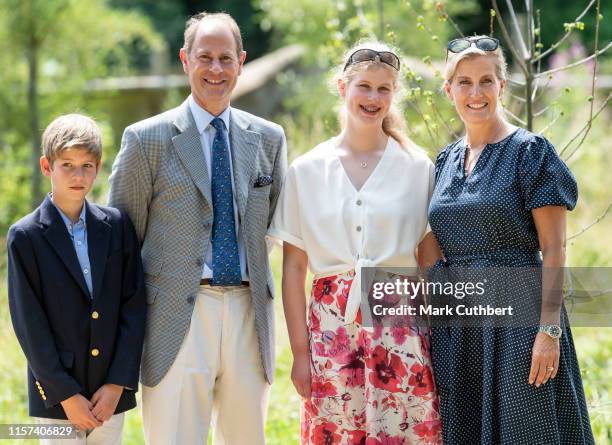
[301,271,443,445]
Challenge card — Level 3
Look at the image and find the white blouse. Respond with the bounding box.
[268,136,435,323]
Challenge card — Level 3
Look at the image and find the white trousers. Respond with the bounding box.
[36,413,124,445]
[142,285,270,445]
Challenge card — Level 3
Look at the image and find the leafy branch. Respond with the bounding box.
[560,92,611,160]
[533,0,597,62]
[535,41,611,78]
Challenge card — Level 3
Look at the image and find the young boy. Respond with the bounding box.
[7,114,146,444]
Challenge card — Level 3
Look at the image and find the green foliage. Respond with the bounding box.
[4,0,164,85]
[110,0,188,65]
[0,257,610,443]
[572,327,612,442]
[110,0,273,62]
[536,0,611,53]
[257,4,611,439]
[0,145,31,229]
[0,0,164,234]
[257,0,479,160]
[454,0,612,56]
[258,0,475,63]
[259,0,612,245]
[0,1,609,441]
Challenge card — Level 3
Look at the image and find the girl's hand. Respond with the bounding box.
[291,353,312,399]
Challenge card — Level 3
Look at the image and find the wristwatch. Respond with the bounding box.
[538,324,562,339]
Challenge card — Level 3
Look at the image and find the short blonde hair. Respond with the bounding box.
[444,35,508,82]
[335,40,417,151]
[42,114,102,163]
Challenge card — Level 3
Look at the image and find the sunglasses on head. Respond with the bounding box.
[447,37,500,54]
[343,49,401,72]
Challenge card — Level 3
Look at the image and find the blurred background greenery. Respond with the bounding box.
[0,0,610,443]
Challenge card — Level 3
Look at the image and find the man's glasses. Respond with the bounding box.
[447,37,500,54]
[343,49,401,72]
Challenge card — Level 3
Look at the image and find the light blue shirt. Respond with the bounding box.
[52,199,93,297]
[188,96,249,281]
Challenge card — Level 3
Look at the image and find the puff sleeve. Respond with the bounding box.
[434,144,452,183]
[518,136,578,211]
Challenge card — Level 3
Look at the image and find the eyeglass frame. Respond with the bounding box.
[343,49,401,72]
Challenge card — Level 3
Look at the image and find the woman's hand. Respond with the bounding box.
[291,352,312,399]
[529,332,560,387]
[282,242,311,399]
[529,206,565,388]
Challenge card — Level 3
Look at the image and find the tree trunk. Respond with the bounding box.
[27,30,41,209]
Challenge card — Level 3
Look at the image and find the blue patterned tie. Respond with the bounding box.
[210,118,242,285]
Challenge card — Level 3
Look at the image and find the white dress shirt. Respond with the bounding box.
[188,96,248,281]
[268,137,434,322]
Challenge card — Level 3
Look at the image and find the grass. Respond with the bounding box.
[1,245,610,444]
[0,247,302,445]
[571,327,611,442]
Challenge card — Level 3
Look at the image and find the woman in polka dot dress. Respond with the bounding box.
[428,36,594,444]
[269,41,443,444]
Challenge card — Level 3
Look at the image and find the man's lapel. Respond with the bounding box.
[229,108,262,222]
[86,203,111,301]
[40,196,91,300]
[172,99,212,206]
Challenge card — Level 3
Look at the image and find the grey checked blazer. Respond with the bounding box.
[108,99,287,386]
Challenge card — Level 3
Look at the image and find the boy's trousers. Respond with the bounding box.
[36,413,124,445]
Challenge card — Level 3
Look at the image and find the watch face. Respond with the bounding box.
[549,325,562,337]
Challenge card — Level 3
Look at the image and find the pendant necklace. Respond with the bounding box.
[336,136,384,169]
[356,150,378,169]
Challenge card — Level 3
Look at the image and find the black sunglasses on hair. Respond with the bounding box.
[343,49,401,72]
[447,37,500,54]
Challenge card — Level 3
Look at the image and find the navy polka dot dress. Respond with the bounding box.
[428,128,594,444]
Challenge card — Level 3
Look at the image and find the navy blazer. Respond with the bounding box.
[7,195,146,419]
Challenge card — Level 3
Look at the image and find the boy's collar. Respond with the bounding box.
[49,193,87,228]
[39,195,108,228]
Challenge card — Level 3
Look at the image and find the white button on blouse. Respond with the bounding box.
[269,137,435,323]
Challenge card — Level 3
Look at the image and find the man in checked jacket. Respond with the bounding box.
[108,11,287,445]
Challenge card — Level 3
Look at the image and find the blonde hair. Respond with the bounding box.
[335,40,417,151]
[183,12,243,56]
[444,35,508,82]
[42,114,102,163]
